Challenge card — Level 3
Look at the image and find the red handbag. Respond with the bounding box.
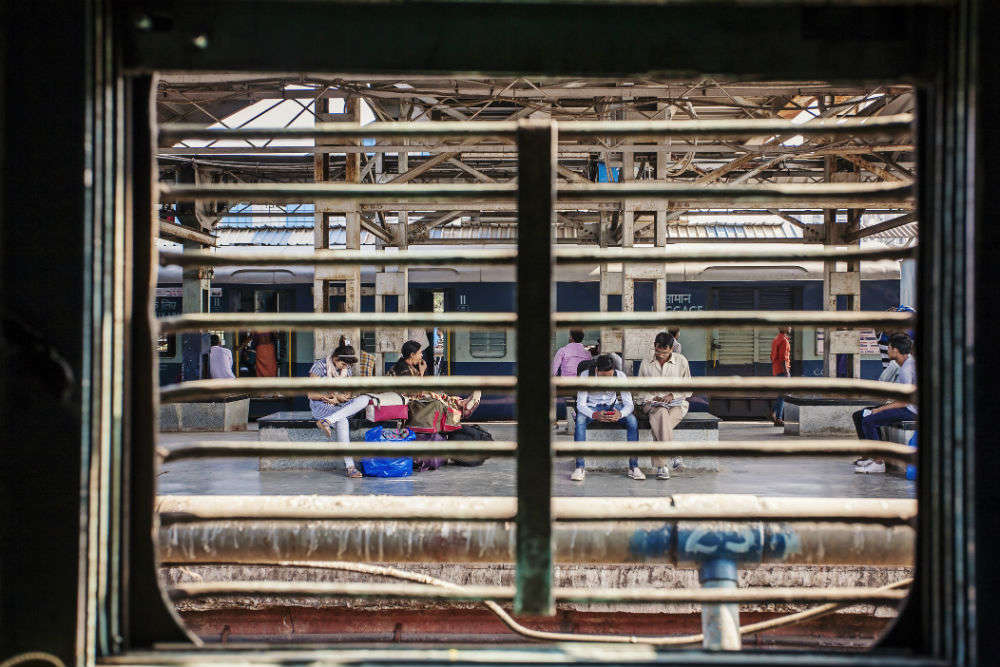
[365,392,408,422]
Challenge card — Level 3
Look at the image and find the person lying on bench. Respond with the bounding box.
[307,336,368,479]
[570,354,641,482]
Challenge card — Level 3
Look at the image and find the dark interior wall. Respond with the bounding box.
[2,0,88,661]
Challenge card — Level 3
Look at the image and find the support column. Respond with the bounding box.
[314,97,361,357]
[176,163,211,381]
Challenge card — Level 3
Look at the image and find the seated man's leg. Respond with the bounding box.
[574,405,597,470]
[861,407,914,441]
[617,409,640,469]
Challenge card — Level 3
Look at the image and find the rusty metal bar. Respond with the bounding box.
[155,495,917,523]
[158,441,519,462]
[158,312,516,334]
[168,581,907,604]
[157,310,913,333]
[554,376,915,401]
[158,439,916,463]
[158,114,912,142]
[158,244,915,270]
[158,519,915,566]
[159,181,910,207]
[515,118,555,616]
[159,375,913,402]
[159,376,516,403]
[160,248,519,268]
[555,245,917,264]
[553,310,914,329]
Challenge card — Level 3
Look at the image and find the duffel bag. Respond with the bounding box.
[446,423,493,466]
[408,398,462,434]
[365,392,408,422]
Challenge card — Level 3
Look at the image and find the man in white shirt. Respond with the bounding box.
[208,335,235,379]
[636,332,692,480]
[571,354,641,482]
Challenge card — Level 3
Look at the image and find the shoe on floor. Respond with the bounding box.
[854,460,886,474]
[854,457,874,467]
[656,466,670,480]
[628,467,646,480]
[346,466,363,479]
[671,457,684,470]
[773,418,785,427]
[570,467,586,482]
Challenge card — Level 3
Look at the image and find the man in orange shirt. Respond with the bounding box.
[769,326,791,426]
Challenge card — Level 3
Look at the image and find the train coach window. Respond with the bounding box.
[71,1,975,665]
[470,331,507,359]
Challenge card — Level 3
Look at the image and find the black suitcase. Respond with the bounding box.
[446,424,493,466]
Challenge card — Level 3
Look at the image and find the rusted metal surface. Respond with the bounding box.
[155,495,917,523]
[158,519,914,566]
[159,439,917,463]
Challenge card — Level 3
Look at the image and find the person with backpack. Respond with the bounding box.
[307,336,368,479]
[570,354,641,482]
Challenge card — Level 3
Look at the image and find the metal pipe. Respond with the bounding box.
[158,311,516,334]
[159,182,911,207]
[167,580,907,604]
[699,559,741,650]
[158,244,916,270]
[158,114,912,142]
[158,376,914,402]
[157,519,915,566]
[155,495,917,523]
[158,439,917,463]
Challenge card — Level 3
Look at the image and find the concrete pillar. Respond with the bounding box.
[175,163,211,381]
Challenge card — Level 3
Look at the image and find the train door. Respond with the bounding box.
[253,288,293,377]
[708,285,800,418]
[413,288,454,375]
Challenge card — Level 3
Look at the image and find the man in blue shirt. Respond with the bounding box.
[854,333,917,473]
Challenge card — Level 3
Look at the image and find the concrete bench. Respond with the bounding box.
[566,402,720,472]
[781,396,876,436]
[257,410,370,472]
[159,394,250,432]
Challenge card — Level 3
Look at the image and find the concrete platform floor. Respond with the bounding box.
[157,421,915,499]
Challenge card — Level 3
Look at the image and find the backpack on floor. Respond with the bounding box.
[445,423,494,466]
[413,432,447,471]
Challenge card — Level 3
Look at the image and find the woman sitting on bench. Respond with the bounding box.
[307,336,369,479]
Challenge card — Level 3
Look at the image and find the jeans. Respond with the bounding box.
[858,406,916,441]
[772,369,790,418]
[574,402,639,469]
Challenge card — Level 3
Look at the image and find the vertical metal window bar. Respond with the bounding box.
[515,119,555,615]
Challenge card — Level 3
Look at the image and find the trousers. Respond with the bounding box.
[313,394,370,468]
[853,406,915,441]
[646,404,688,467]
[574,402,638,469]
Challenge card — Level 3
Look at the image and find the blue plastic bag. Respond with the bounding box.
[361,426,414,477]
[360,457,413,477]
[906,431,918,480]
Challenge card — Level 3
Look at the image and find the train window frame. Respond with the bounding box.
[69,0,978,665]
[469,330,508,359]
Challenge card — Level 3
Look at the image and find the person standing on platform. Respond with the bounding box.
[636,332,692,480]
[208,334,235,379]
[769,326,792,427]
[253,331,278,377]
[308,336,368,479]
[570,354,641,482]
[552,329,593,378]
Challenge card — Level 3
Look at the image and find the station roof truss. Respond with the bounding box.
[156,74,917,248]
